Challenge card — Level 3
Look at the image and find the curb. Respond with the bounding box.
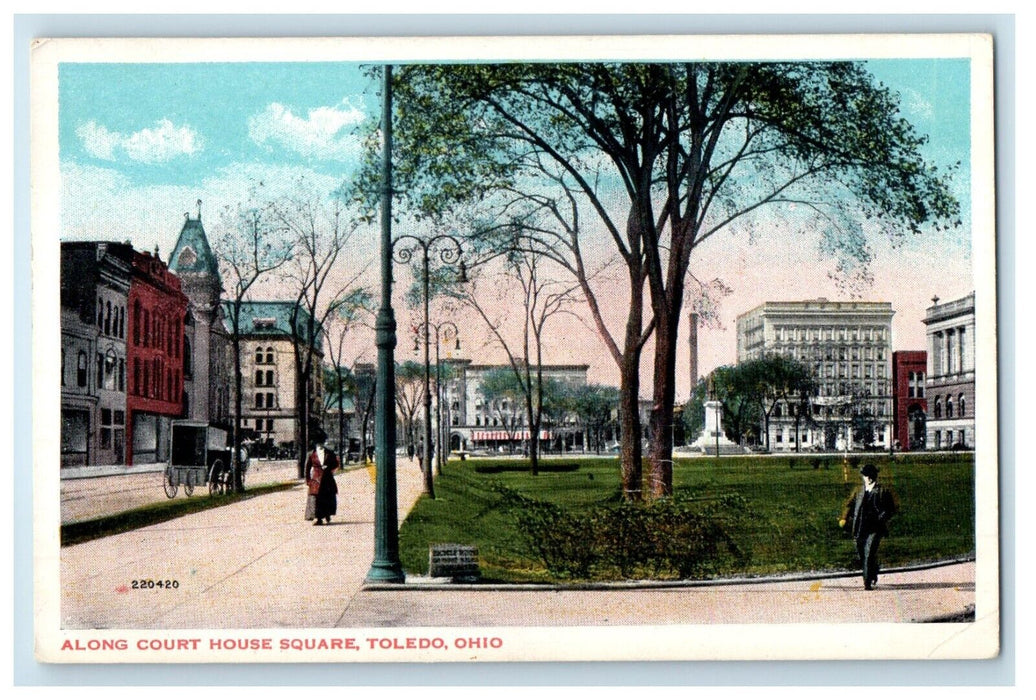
[362,555,976,592]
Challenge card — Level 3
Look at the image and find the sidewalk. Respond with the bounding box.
[58,459,975,629]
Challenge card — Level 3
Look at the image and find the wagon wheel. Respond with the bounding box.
[163,467,178,499]
[209,459,225,496]
[184,469,195,497]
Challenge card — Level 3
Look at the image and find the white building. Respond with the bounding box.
[735,299,895,451]
[923,292,976,449]
[440,359,589,453]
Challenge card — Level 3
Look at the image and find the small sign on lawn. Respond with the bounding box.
[429,544,480,582]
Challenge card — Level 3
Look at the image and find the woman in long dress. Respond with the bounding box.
[306,438,339,526]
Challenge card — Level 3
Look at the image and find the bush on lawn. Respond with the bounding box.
[492,485,748,580]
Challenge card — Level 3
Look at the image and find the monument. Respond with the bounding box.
[690,375,745,455]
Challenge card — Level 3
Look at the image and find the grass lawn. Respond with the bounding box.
[398,453,975,583]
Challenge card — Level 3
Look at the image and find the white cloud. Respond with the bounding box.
[248,99,366,161]
[76,121,120,160]
[75,119,203,164]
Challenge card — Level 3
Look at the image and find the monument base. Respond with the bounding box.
[689,430,747,455]
[690,399,748,455]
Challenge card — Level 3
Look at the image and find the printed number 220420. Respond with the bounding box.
[131,580,179,589]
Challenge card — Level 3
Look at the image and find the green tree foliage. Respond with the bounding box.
[368,62,960,499]
[567,383,621,453]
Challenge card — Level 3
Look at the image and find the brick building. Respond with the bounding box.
[125,248,188,465]
[892,350,928,451]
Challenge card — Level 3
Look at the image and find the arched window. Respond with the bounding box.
[959,394,966,418]
[104,301,112,336]
[255,347,264,364]
[266,392,274,408]
[265,347,274,364]
[933,397,942,419]
[255,370,263,386]
[774,404,783,418]
[946,396,954,419]
[266,370,274,385]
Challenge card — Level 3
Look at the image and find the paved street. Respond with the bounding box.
[59,459,975,630]
[60,459,303,524]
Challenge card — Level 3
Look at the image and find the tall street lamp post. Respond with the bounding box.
[416,320,459,476]
[366,65,405,584]
[393,235,467,498]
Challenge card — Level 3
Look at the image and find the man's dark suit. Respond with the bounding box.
[842,483,898,589]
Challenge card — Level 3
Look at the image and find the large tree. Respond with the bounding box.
[456,246,579,474]
[267,177,367,478]
[376,61,960,499]
[216,197,292,492]
[321,288,374,454]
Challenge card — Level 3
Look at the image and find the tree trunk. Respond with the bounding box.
[647,309,679,499]
[618,347,643,501]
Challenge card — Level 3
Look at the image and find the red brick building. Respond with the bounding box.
[126,248,188,465]
[892,350,928,451]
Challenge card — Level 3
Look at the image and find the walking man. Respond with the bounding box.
[840,463,899,590]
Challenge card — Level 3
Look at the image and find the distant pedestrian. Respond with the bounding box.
[407,443,415,462]
[305,433,339,526]
[840,463,899,590]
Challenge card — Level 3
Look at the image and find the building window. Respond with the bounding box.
[266,347,274,364]
[946,396,954,419]
[933,397,942,419]
[183,337,192,380]
[255,370,264,386]
[255,347,264,364]
[266,370,274,385]
[255,393,264,409]
[959,394,966,418]
[266,392,274,408]
[934,430,942,449]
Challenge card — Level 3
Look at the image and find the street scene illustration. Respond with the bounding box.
[42,38,994,660]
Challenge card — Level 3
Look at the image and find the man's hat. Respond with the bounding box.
[860,463,879,479]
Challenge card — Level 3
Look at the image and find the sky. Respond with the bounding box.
[56,57,977,397]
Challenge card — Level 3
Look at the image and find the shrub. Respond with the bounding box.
[492,485,746,580]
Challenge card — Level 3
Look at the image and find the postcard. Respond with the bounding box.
[31,33,998,663]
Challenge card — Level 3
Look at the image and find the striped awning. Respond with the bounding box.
[472,430,551,441]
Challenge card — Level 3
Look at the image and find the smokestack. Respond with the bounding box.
[688,312,699,397]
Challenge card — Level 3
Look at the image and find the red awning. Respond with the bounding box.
[472,430,551,441]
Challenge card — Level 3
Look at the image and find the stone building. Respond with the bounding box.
[735,299,895,451]
[223,301,324,452]
[439,359,589,453]
[892,350,928,451]
[60,241,133,467]
[167,206,232,429]
[923,292,976,449]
